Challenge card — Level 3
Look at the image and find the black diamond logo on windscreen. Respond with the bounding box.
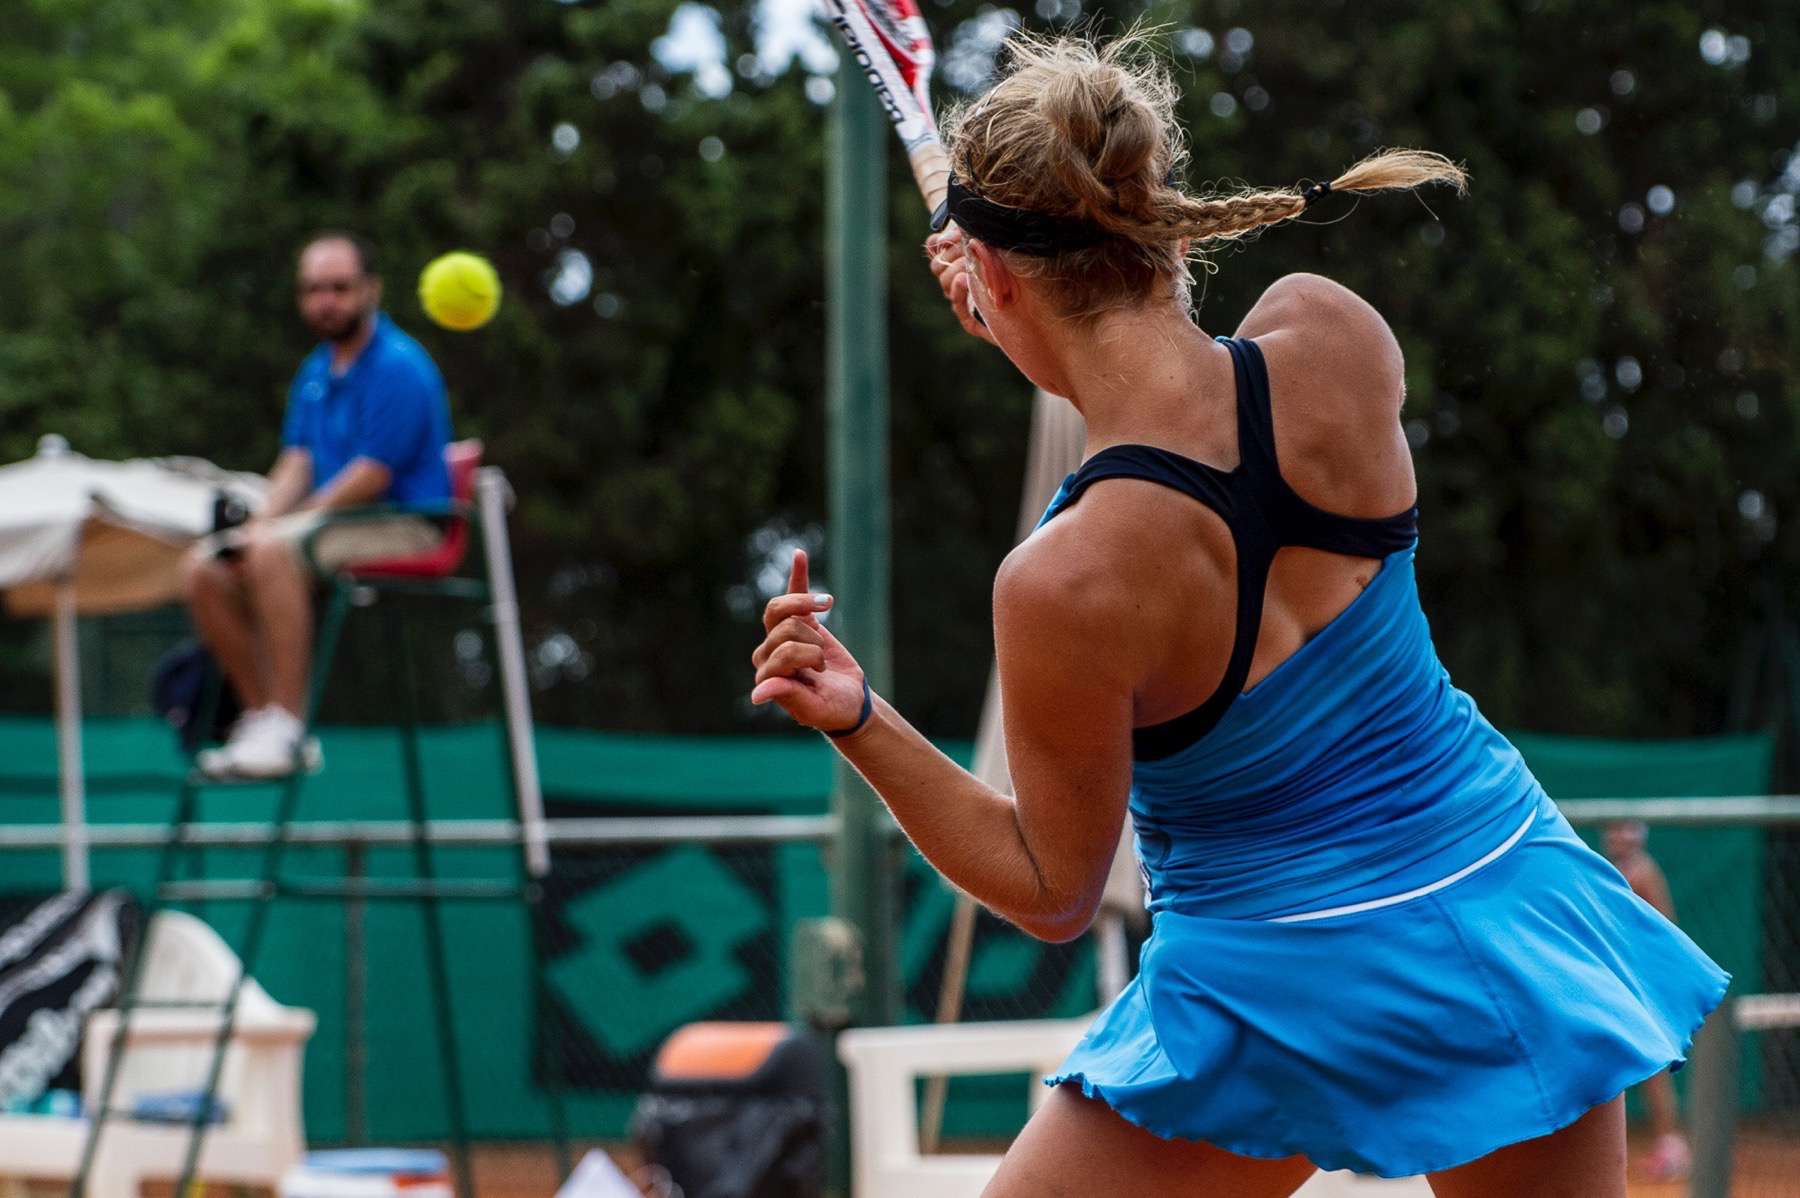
[621,920,696,980]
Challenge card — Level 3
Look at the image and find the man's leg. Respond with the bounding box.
[239,534,314,718]
[180,547,270,711]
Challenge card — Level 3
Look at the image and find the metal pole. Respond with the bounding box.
[0,813,842,850]
[53,581,89,891]
[390,606,474,1198]
[1094,912,1130,1003]
[1687,998,1737,1198]
[825,56,894,1198]
[344,840,368,1145]
[920,896,977,1152]
[477,467,550,879]
[827,43,895,1029]
[477,465,570,1174]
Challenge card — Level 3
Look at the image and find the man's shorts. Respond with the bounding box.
[206,511,445,574]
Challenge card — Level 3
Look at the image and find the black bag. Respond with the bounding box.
[150,640,242,752]
[0,891,141,1109]
[632,1024,828,1198]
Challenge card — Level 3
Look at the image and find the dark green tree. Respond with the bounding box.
[0,0,1794,743]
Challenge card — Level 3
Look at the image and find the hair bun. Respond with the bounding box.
[1023,51,1166,228]
[1091,93,1159,187]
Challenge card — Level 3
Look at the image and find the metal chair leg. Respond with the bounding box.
[169,583,353,1198]
[72,663,230,1197]
[391,605,475,1198]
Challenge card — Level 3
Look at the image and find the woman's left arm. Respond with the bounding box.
[751,548,1135,942]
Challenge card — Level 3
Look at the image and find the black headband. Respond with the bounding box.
[931,172,1333,252]
[929,175,1111,257]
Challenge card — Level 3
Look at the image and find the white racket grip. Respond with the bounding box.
[908,139,950,214]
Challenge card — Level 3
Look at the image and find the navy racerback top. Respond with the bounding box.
[1039,336,1419,760]
[1037,335,1544,921]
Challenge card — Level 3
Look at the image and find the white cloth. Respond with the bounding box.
[203,510,443,573]
[0,445,264,616]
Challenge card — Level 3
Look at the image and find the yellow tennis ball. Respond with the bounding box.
[418,251,502,331]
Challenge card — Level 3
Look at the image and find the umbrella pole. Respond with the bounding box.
[54,580,89,891]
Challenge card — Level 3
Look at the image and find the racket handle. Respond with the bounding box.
[907,139,951,216]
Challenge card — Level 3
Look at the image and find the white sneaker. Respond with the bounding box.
[196,707,322,779]
[196,708,266,777]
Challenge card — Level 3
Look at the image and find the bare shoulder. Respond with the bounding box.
[996,485,1230,676]
[1236,272,1396,351]
[1235,272,1405,416]
[994,515,1130,644]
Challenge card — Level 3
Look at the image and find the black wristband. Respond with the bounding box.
[825,678,875,739]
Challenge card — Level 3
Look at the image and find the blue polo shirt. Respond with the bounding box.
[282,313,451,505]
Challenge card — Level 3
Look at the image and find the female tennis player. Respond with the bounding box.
[751,33,1725,1196]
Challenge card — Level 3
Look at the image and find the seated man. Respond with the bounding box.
[182,232,452,778]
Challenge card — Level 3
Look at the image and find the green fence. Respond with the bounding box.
[1518,730,1780,1115]
[0,717,1778,1142]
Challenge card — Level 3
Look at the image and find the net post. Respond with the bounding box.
[826,50,896,1198]
[1687,996,1737,1198]
[826,48,897,1029]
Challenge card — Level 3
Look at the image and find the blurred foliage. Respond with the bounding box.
[0,0,1796,741]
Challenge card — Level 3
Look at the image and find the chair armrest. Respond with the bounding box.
[838,1017,1092,1198]
[838,1017,1090,1078]
[86,1006,317,1044]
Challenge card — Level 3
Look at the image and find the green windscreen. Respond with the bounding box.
[0,717,1774,1140]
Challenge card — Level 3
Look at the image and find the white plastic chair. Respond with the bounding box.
[0,910,315,1197]
[837,1017,1430,1197]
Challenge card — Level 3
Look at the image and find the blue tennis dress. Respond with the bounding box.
[1041,337,1728,1177]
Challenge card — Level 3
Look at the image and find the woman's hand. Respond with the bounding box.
[925,224,998,347]
[750,549,869,733]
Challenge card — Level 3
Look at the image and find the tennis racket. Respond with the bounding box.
[821,0,951,213]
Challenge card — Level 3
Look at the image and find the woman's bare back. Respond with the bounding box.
[1025,273,1419,731]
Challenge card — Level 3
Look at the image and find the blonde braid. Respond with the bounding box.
[941,30,1468,319]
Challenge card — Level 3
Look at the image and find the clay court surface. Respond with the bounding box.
[140,1130,1800,1198]
[459,1127,1800,1198]
[448,1133,1800,1197]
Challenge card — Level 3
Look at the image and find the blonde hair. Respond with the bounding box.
[941,32,1468,320]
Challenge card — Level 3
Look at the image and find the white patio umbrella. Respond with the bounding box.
[0,435,263,889]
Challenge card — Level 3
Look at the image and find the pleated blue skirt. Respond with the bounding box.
[1047,794,1729,1177]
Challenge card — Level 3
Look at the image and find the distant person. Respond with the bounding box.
[1605,819,1693,1181]
[181,232,452,778]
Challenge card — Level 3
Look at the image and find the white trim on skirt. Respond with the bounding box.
[1268,807,1540,925]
